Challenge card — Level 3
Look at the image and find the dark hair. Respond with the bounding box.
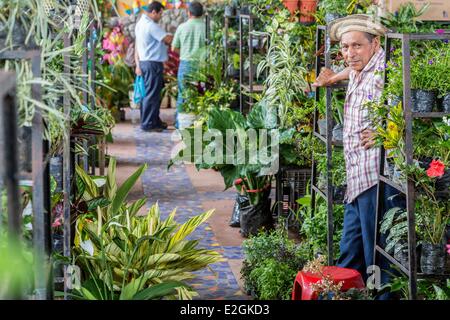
[147,1,164,13]
[188,1,204,17]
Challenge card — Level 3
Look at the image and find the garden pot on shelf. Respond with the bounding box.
[325,13,344,24]
[224,5,236,17]
[435,170,450,200]
[317,118,327,136]
[440,93,450,113]
[240,5,251,15]
[332,123,343,143]
[299,0,317,23]
[411,89,436,113]
[332,184,346,203]
[420,243,446,275]
[393,242,409,270]
[229,193,250,228]
[240,188,273,238]
[50,156,63,193]
[282,0,299,15]
[177,112,197,130]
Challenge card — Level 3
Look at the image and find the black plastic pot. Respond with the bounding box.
[420,243,446,275]
[332,123,343,143]
[224,5,236,17]
[325,13,344,24]
[411,89,436,113]
[229,193,250,228]
[240,194,273,238]
[332,185,346,203]
[52,233,64,253]
[435,170,450,200]
[441,93,450,113]
[394,242,409,270]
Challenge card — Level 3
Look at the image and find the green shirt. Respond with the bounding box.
[172,18,206,61]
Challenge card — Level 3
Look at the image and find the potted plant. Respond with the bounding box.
[282,0,299,15]
[408,43,448,113]
[380,207,409,269]
[318,0,350,24]
[170,102,278,237]
[415,195,450,275]
[299,0,318,24]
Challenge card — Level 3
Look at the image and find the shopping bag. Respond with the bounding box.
[133,75,145,106]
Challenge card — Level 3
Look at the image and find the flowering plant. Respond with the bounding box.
[102,25,129,65]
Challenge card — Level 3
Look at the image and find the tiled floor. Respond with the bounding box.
[109,108,249,300]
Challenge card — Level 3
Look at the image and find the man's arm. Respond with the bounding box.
[135,43,141,75]
[312,67,351,87]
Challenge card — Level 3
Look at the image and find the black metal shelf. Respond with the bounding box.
[238,14,269,114]
[313,131,343,147]
[374,32,450,301]
[310,25,346,266]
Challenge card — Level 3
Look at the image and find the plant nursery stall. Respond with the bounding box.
[0,0,450,302]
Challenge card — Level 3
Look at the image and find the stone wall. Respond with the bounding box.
[108,8,188,42]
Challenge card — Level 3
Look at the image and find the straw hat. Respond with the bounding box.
[328,14,388,42]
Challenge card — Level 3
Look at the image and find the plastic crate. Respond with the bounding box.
[276,166,311,219]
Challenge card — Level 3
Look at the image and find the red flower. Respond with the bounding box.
[426,160,445,178]
[234,178,243,185]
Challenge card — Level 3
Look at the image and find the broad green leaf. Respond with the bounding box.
[110,163,148,215]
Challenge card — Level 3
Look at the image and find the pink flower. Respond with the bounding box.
[52,218,62,228]
[446,244,450,255]
[436,29,445,35]
[426,160,445,178]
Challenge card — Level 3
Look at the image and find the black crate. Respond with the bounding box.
[276,166,311,220]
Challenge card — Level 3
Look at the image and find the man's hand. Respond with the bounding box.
[361,129,376,150]
[135,66,142,76]
[163,34,174,46]
[312,67,336,87]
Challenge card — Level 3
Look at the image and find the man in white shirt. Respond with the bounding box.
[135,1,173,132]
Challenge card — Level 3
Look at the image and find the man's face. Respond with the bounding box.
[340,31,379,72]
[148,9,163,22]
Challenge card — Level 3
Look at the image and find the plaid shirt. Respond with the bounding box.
[343,48,385,203]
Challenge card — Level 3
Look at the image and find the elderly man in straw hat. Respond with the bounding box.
[313,14,405,293]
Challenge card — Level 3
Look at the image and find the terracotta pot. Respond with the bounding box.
[283,0,299,15]
[299,0,317,23]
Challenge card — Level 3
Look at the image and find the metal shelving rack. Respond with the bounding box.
[0,71,20,237]
[238,14,268,114]
[0,49,52,300]
[374,32,450,300]
[310,25,347,266]
[224,14,239,80]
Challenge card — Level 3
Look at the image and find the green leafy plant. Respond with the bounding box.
[380,206,408,255]
[72,159,221,300]
[318,0,353,15]
[241,228,305,299]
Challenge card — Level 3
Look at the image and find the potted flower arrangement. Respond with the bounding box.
[416,194,450,275]
[318,0,351,24]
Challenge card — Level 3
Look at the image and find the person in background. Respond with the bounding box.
[135,1,173,132]
[312,14,405,299]
[171,1,206,129]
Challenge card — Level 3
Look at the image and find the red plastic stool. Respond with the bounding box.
[291,266,365,300]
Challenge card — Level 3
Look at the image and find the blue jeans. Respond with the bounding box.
[140,61,164,130]
[337,184,406,296]
[175,60,193,129]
